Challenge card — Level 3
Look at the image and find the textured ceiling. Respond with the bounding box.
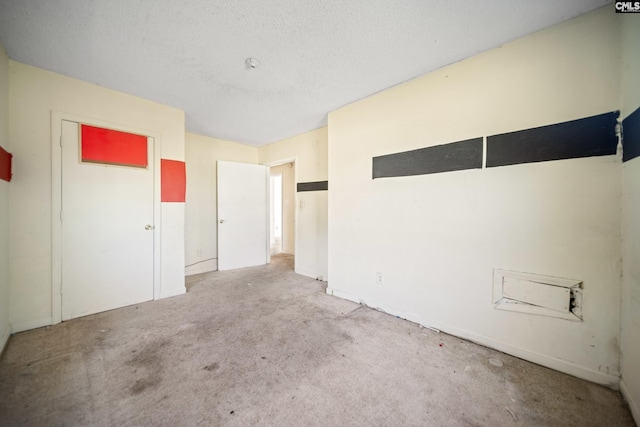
[0,0,610,146]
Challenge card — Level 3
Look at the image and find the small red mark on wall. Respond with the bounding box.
[161,159,186,202]
[81,124,148,168]
[0,145,12,182]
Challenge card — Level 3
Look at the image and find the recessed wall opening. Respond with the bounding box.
[492,269,583,321]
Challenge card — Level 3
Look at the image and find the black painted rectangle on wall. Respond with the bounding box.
[486,111,619,168]
[372,138,483,179]
[297,181,328,192]
[623,106,640,162]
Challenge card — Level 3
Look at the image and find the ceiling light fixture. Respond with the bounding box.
[245,58,260,69]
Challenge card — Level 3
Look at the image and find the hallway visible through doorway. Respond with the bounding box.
[270,173,282,255]
[270,252,294,270]
[269,162,295,268]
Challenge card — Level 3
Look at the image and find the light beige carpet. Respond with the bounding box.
[0,256,634,426]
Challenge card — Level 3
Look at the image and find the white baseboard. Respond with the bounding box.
[0,322,11,356]
[11,316,52,334]
[327,287,357,300]
[295,269,316,279]
[621,380,640,426]
[185,259,217,276]
[295,269,327,281]
[159,287,186,299]
[327,286,620,388]
[437,323,619,387]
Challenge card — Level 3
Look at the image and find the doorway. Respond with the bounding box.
[270,173,283,255]
[269,161,295,269]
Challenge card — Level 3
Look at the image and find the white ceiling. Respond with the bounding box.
[0,0,610,146]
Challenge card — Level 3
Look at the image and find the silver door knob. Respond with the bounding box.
[219,219,224,224]
[145,224,153,230]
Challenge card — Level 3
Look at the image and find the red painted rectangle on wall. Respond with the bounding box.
[161,159,186,202]
[0,145,11,182]
[81,124,148,168]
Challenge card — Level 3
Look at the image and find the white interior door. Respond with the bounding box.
[61,120,154,320]
[217,160,269,270]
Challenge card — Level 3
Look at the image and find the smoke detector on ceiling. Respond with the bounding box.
[245,58,260,69]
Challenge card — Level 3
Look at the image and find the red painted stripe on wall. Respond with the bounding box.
[81,124,148,168]
[161,159,186,202]
[0,145,11,182]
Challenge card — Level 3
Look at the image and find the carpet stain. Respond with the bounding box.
[126,338,169,395]
[340,332,354,343]
[204,362,219,371]
[126,338,170,367]
[131,376,162,395]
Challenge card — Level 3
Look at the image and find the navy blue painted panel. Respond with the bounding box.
[372,138,483,179]
[486,112,619,168]
[623,107,640,162]
[297,181,328,192]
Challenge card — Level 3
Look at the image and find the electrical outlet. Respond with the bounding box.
[376,272,383,285]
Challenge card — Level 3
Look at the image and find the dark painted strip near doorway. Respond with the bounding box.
[297,181,328,192]
[486,111,619,168]
[623,106,640,163]
[372,137,483,179]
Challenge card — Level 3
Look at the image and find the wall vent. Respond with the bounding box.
[492,269,583,321]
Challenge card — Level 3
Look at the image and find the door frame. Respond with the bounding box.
[51,111,162,325]
[264,157,298,266]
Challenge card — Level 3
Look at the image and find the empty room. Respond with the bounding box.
[0,1,639,425]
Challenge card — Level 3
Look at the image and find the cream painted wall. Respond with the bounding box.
[620,14,640,424]
[259,127,328,280]
[270,163,295,255]
[185,132,258,276]
[0,42,10,351]
[328,8,622,386]
[185,129,327,278]
[9,61,186,332]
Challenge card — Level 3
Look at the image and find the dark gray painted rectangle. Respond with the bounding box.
[623,107,640,163]
[486,112,619,168]
[372,138,483,179]
[297,181,328,192]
